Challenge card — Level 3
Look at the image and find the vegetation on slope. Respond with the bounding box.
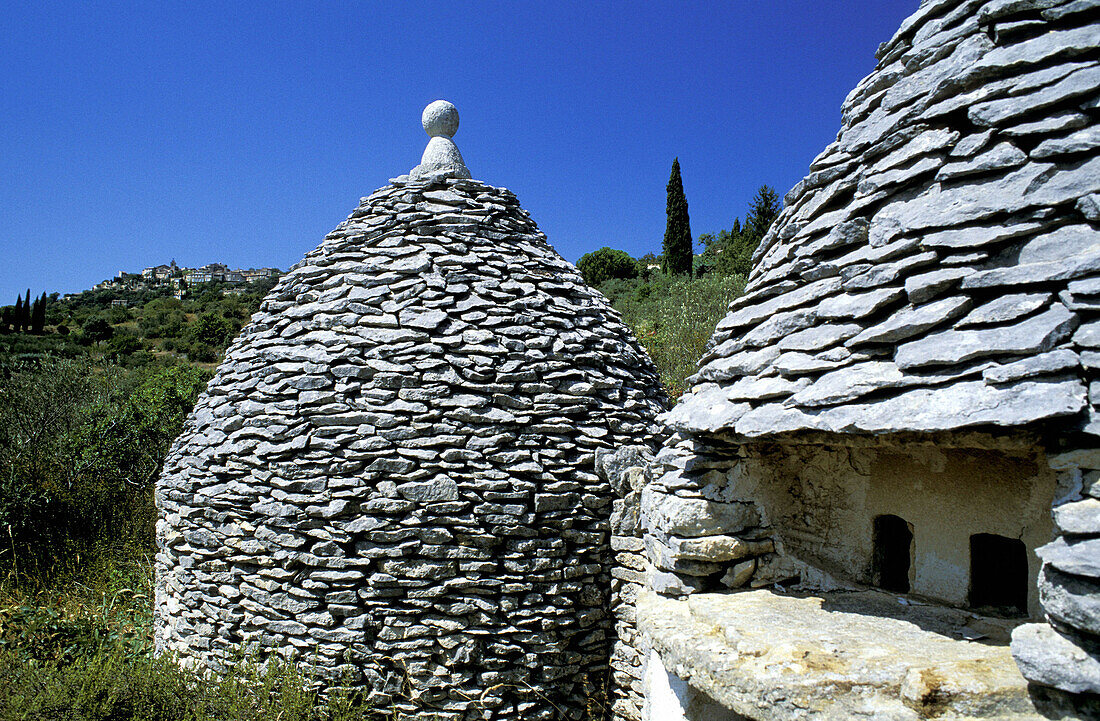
[580,182,780,397]
[0,173,780,718]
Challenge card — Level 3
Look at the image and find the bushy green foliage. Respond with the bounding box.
[599,272,746,398]
[661,158,693,277]
[81,317,114,344]
[576,247,638,288]
[188,311,234,349]
[696,184,782,278]
[0,359,209,586]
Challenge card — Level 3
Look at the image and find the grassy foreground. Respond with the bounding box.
[0,562,377,721]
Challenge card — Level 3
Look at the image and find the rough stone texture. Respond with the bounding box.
[596,446,661,721]
[154,171,666,719]
[643,0,1100,714]
[1011,623,1100,695]
[640,588,1046,720]
[673,0,1099,442]
[411,100,471,180]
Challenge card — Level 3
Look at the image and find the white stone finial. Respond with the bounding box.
[410,100,471,180]
[422,100,459,138]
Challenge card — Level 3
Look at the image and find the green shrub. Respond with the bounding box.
[0,359,209,588]
[576,247,638,288]
[598,272,745,398]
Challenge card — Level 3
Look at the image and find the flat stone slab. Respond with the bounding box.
[639,588,1045,720]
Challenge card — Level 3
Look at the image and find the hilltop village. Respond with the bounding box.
[86,261,281,300]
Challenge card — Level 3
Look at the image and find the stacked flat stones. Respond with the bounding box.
[155,103,665,720]
[595,446,659,721]
[651,0,1100,703]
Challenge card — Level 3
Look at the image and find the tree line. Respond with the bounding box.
[574,158,783,396]
[1,290,49,334]
[577,158,782,288]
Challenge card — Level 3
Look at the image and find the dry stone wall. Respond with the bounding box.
[595,446,660,721]
[645,0,1100,708]
[155,172,666,720]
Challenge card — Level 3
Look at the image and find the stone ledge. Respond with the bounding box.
[639,588,1045,720]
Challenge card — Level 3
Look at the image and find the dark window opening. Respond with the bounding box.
[872,514,913,593]
[969,533,1028,616]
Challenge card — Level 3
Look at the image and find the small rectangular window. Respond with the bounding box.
[969,533,1027,616]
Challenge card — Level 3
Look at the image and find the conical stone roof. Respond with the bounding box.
[155,102,665,719]
[666,0,1100,440]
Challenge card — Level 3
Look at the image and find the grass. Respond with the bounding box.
[0,559,612,721]
[0,560,377,721]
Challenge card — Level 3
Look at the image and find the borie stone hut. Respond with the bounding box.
[638,0,1100,718]
[155,100,666,720]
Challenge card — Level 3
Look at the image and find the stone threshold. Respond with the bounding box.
[639,588,1046,720]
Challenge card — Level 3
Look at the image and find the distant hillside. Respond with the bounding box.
[0,273,281,367]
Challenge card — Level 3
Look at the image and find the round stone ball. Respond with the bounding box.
[422,100,459,138]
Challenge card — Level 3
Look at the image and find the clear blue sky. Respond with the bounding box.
[0,1,918,302]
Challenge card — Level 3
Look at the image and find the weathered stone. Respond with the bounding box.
[1011,623,1100,695]
[666,535,773,563]
[396,477,459,502]
[720,559,757,588]
[983,349,1079,385]
[643,589,1043,720]
[1002,111,1089,138]
[774,350,853,377]
[642,487,760,538]
[904,267,972,304]
[714,277,841,334]
[724,375,809,402]
[649,570,706,597]
[920,220,1046,250]
[1036,127,1100,160]
[1054,497,1100,536]
[776,322,862,352]
[895,304,1078,369]
[815,287,905,320]
[790,361,908,408]
[652,5,1100,710]
[155,111,667,720]
[694,346,780,382]
[1075,320,1100,349]
[819,378,1087,433]
[661,385,750,435]
[979,61,1100,123]
[950,130,993,157]
[1038,536,1100,578]
[957,292,1051,327]
[1077,194,1100,221]
[849,295,973,347]
[935,141,1026,181]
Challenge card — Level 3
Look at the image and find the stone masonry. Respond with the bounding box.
[155,103,666,720]
[648,0,1100,713]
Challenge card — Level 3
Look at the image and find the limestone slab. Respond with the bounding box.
[641,589,1042,720]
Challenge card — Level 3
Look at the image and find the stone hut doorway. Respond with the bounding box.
[872,513,912,594]
[969,533,1028,617]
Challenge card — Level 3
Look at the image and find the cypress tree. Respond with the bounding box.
[23,289,31,330]
[13,296,23,332]
[661,158,693,277]
[31,292,46,334]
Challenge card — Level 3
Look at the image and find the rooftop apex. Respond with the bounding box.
[410,100,470,181]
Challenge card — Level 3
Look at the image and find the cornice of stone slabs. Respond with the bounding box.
[665,0,1100,441]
